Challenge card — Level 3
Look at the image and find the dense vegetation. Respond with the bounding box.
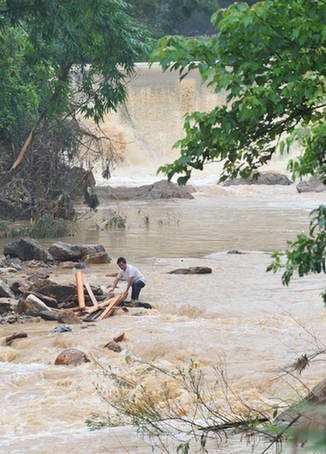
[0,0,150,221]
[128,0,259,39]
[0,0,258,225]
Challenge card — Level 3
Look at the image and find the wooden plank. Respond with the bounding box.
[83,309,103,322]
[75,271,85,309]
[64,306,83,312]
[84,294,122,314]
[82,273,98,307]
[96,295,125,321]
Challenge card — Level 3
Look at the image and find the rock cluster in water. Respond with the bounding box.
[4,238,111,264]
[94,179,196,200]
[223,171,293,186]
[0,239,152,325]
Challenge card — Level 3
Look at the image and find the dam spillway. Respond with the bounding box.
[84,62,227,177]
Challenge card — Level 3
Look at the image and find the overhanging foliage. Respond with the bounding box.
[151,0,326,185]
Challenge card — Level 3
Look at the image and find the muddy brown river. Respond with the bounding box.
[1,179,326,454]
[1,63,326,453]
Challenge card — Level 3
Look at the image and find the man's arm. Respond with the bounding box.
[122,276,133,298]
[107,277,120,293]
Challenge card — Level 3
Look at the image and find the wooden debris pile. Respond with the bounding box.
[71,271,126,322]
[2,268,152,325]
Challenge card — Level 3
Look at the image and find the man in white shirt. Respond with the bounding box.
[108,257,146,301]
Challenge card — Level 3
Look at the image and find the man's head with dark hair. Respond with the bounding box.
[117,257,126,265]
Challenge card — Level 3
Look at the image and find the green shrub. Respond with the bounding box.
[0,214,69,239]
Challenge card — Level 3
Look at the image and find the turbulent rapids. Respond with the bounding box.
[1,64,326,454]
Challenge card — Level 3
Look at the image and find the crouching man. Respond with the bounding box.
[108,257,146,301]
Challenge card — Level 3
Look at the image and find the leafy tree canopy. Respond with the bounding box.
[151,0,326,293]
[151,0,326,184]
[128,0,222,39]
[0,0,150,217]
[0,0,150,126]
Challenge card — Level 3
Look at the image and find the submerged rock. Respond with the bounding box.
[105,341,122,352]
[5,332,28,346]
[168,267,212,275]
[73,262,91,270]
[57,311,82,324]
[121,299,153,309]
[54,348,91,366]
[51,325,73,333]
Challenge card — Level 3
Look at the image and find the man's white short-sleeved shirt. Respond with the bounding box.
[118,264,146,284]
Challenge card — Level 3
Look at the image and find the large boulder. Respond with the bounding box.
[48,242,106,262]
[224,172,293,186]
[4,237,53,263]
[94,179,196,200]
[33,279,77,302]
[296,177,326,193]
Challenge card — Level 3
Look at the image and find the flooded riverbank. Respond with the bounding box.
[1,181,326,453]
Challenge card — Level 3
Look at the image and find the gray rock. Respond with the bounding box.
[4,237,53,263]
[168,267,212,275]
[24,294,53,313]
[48,242,106,262]
[33,279,77,302]
[95,179,196,200]
[23,291,58,309]
[224,172,293,186]
[2,314,18,324]
[0,278,15,298]
[51,325,73,333]
[73,263,91,270]
[37,310,59,321]
[296,177,326,193]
